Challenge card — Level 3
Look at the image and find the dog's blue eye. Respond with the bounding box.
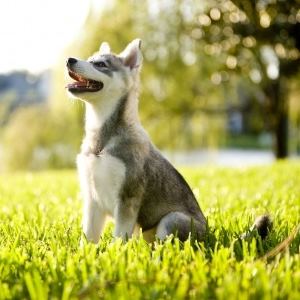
[93,61,107,68]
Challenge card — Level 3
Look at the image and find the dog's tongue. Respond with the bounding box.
[66,81,86,88]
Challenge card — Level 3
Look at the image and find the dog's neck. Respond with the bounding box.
[82,89,140,155]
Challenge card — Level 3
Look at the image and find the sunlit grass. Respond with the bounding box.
[0,162,300,299]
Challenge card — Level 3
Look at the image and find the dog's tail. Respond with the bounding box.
[241,215,300,261]
[241,214,273,240]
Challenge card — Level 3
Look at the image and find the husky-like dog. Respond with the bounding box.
[66,39,271,243]
[66,39,207,243]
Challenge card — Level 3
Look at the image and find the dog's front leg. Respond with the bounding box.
[113,200,139,240]
[82,199,105,243]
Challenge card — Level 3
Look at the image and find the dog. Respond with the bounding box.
[66,39,271,243]
[66,39,207,243]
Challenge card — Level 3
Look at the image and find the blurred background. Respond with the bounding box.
[0,0,299,172]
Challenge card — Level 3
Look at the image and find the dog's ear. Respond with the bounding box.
[119,39,143,70]
[99,42,111,55]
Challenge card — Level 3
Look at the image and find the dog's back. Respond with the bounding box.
[139,146,206,231]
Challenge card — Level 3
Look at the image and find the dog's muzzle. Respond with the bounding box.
[66,58,104,93]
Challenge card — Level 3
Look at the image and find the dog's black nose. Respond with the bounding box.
[67,57,77,67]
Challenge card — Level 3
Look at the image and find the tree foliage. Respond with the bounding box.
[196,0,300,157]
[2,105,80,171]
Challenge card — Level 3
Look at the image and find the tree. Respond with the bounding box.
[198,0,300,158]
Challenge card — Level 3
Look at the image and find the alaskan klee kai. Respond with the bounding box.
[66,39,270,243]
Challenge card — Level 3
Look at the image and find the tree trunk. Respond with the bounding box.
[274,102,288,159]
[271,77,289,159]
[297,115,300,155]
[265,78,289,159]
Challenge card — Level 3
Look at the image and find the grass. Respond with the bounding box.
[0,161,300,299]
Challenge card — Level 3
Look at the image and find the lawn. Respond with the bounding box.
[0,161,300,299]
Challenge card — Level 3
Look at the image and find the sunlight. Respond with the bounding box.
[0,0,90,73]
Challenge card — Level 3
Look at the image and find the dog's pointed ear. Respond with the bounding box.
[99,42,111,55]
[119,39,143,70]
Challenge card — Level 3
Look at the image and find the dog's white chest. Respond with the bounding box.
[77,152,126,215]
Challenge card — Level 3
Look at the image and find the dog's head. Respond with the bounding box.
[66,39,142,103]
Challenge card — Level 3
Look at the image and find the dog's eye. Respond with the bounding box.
[93,61,107,68]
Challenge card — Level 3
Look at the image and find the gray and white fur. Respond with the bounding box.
[66,39,207,243]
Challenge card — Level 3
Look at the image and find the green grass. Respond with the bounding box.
[0,162,300,299]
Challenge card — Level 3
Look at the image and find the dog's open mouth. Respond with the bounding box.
[66,69,103,93]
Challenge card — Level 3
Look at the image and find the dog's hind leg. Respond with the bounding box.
[156,212,206,242]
